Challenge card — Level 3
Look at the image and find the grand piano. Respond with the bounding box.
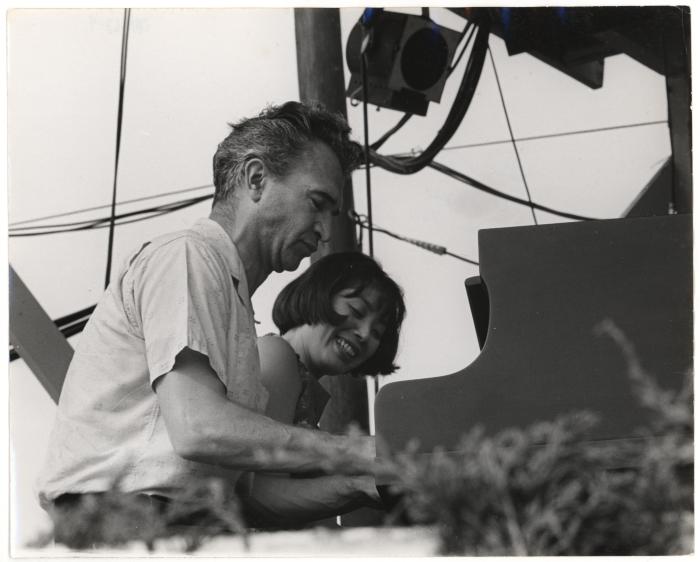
[374,214,692,465]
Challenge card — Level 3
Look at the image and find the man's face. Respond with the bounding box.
[261,141,345,272]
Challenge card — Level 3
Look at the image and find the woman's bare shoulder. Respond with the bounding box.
[257,335,302,387]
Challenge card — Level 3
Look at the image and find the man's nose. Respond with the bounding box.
[316,213,333,243]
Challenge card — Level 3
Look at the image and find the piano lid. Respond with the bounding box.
[375,214,692,457]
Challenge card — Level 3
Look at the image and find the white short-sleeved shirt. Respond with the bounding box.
[36,218,269,508]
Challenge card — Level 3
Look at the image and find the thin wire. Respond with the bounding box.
[10,193,212,232]
[10,183,213,227]
[10,194,212,237]
[361,49,374,257]
[429,160,597,221]
[105,8,131,289]
[662,33,677,213]
[445,251,478,264]
[440,120,669,152]
[351,212,479,266]
[488,46,538,225]
[447,21,476,76]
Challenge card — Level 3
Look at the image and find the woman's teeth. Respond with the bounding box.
[336,337,357,358]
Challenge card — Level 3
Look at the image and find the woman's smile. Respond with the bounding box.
[334,335,359,360]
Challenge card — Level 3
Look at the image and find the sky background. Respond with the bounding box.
[7,6,673,548]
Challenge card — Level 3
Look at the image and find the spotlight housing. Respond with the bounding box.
[346,10,463,116]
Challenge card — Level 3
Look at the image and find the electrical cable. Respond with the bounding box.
[368,15,491,175]
[350,211,479,265]
[447,21,476,76]
[360,32,374,257]
[429,160,597,221]
[105,8,132,289]
[440,120,669,152]
[488,46,537,225]
[9,183,214,227]
[53,305,97,328]
[370,114,413,151]
[9,194,213,237]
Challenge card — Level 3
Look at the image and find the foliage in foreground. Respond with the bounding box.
[382,319,693,555]
[32,320,692,554]
[32,477,247,552]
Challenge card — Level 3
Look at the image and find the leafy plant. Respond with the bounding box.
[381,319,693,555]
[34,476,248,552]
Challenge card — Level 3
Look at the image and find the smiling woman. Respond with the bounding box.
[238,251,406,528]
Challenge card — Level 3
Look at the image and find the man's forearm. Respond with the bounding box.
[156,349,375,475]
[242,473,380,527]
[182,397,374,475]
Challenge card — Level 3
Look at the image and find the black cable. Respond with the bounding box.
[54,305,97,328]
[447,21,476,76]
[361,44,374,257]
[369,15,491,175]
[9,194,213,237]
[488,47,537,225]
[105,8,132,289]
[350,211,479,265]
[9,184,214,228]
[370,114,413,151]
[10,158,595,239]
[429,160,597,221]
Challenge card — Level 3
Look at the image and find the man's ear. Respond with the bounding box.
[243,158,265,202]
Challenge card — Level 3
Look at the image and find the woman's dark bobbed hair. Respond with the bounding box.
[272,251,406,376]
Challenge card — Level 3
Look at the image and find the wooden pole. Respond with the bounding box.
[294,8,368,435]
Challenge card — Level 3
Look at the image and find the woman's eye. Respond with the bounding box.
[349,306,362,318]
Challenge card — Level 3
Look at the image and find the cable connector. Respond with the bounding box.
[404,237,446,255]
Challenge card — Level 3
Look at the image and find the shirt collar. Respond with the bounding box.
[191,218,252,306]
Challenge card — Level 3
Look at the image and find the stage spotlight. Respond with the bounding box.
[346,9,463,116]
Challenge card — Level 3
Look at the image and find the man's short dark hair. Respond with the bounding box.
[272,251,406,376]
[212,101,362,204]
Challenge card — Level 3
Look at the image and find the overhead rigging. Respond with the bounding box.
[350,9,492,175]
[104,8,132,289]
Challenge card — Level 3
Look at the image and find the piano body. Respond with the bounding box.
[374,214,692,464]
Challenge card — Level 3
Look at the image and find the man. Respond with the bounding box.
[36,101,372,516]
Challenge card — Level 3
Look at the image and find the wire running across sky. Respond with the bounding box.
[350,211,479,266]
[9,194,213,237]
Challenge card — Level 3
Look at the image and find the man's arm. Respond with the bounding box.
[154,348,375,475]
[241,473,381,528]
[236,334,380,525]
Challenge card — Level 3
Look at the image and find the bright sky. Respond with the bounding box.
[6,6,672,549]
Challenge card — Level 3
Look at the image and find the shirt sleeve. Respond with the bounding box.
[126,236,235,388]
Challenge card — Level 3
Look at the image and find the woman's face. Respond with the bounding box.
[304,284,387,376]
